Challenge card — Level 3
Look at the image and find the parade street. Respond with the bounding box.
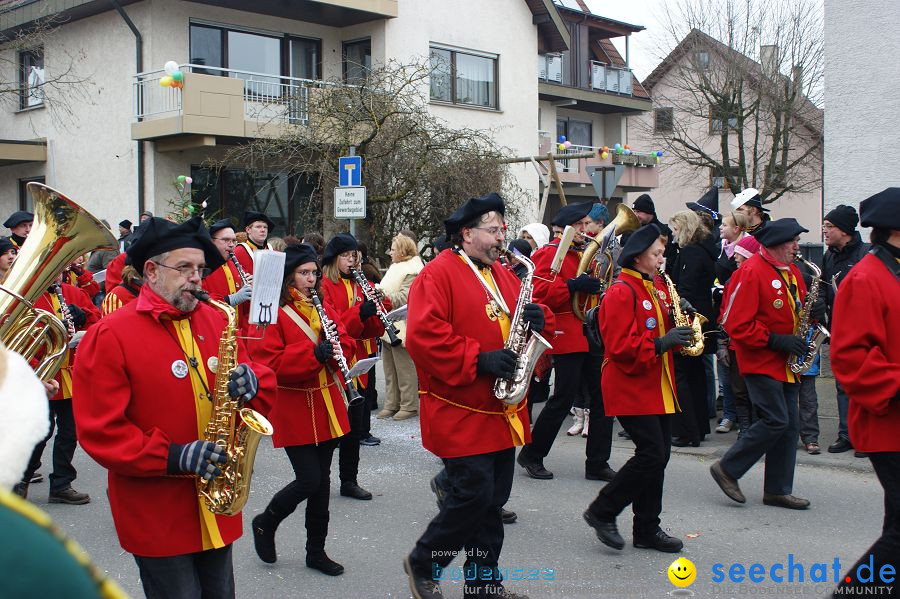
[43,373,880,599]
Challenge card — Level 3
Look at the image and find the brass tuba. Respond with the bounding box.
[572,203,640,321]
[0,183,117,380]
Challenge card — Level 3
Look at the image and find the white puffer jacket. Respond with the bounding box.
[378,255,424,345]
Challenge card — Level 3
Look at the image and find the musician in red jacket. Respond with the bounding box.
[203,219,253,330]
[403,192,552,599]
[319,233,385,501]
[101,265,142,316]
[72,217,275,598]
[66,255,101,300]
[712,218,824,511]
[15,277,100,504]
[830,188,900,597]
[583,224,691,553]
[249,243,355,575]
[231,210,273,276]
[518,201,615,482]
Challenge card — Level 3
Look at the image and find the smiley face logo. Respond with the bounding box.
[668,557,696,587]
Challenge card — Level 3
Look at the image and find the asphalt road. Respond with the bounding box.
[34,373,883,599]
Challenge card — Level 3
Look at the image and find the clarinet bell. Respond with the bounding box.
[386,324,402,347]
[346,385,365,407]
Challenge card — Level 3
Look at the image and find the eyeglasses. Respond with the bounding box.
[153,261,211,278]
[471,225,508,237]
[213,236,237,245]
[297,269,320,278]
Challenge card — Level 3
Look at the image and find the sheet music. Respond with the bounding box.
[249,250,286,325]
[92,269,106,283]
[385,304,407,322]
[348,356,380,378]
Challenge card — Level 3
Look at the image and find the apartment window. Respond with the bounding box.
[710,165,741,190]
[710,105,738,133]
[429,45,498,109]
[556,117,591,147]
[343,39,371,84]
[19,47,45,109]
[18,177,44,211]
[654,107,674,134]
[290,37,321,80]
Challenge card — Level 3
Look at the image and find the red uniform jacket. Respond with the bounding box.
[104,253,127,291]
[34,283,100,400]
[67,267,101,299]
[202,260,251,332]
[250,297,354,448]
[831,252,900,452]
[406,249,555,458]
[319,275,386,387]
[71,285,276,557]
[532,238,588,354]
[599,269,680,416]
[101,283,140,317]
[720,253,808,383]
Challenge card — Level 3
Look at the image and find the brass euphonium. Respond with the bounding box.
[572,203,640,322]
[659,269,708,357]
[0,183,117,380]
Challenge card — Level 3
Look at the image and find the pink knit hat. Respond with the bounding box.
[734,235,761,260]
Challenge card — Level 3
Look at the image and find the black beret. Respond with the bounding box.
[3,211,34,229]
[126,217,225,276]
[632,194,655,215]
[119,220,133,230]
[444,192,505,238]
[686,186,720,220]
[322,232,358,264]
[618,223,662,267]
[551,201,593,227]
[208,218,236,237]
[860,188,900,230]
[824,205,859,235]
[284,243,319,278]
[0,236,15,255]
[507,238,533,259]
[243,211,275,229]
[751,218,808,247]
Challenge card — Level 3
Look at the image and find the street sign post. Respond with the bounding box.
[334,186,367,219]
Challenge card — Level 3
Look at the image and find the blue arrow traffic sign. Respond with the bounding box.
[339,156,362,187]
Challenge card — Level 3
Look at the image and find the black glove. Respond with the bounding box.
[521,303,545,334]
[566,274,603,295]
[654,326,694,354]
[67,304,86,328]
[810,297,826,323]
[313,340,334,363]
[168,440,227,481]
[227,364,259,404]
[359,299,377,321]
[679,296,697,314]
[476,349,517,379]
[767,333,808,356]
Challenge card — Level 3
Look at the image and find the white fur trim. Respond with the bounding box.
[0,350,50,489]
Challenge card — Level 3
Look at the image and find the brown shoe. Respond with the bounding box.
[763,493,810,510]
[12,482,28,499]
[376,409,398,419]
[393,410,418,421]
[49,487,91,505]
[710,461,745,504]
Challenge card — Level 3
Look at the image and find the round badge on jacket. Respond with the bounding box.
[171,359,189,379]
[642,300,653,311]
[645,317,657,330]
[772,279,782,289]
[773,299,784,309]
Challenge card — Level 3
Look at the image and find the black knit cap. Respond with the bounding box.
[126,217,225,276]
[284,243,319,277]
[860,188,900,229]
[508,238,533,258]
[243,210,275,229]
[119,220,133,230]
[751,218,808,247]
[551,201,594,227]
[3,211,33,229]
[444,192,505,238]
[824,204,860,235]
[631,194,655,215]
[322,232,358,264]
[618,223,662,267]
[208,218,235,237]
[0,236,15,255]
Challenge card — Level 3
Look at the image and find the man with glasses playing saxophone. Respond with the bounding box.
[403,192,553,599]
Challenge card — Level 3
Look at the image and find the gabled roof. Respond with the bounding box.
[525,0,571,53]
[643,29,823,136]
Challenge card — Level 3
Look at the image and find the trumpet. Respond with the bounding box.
[309,289,364,406]
[349,267,402,347]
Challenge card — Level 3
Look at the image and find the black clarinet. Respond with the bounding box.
[309,289,364,407]
[53,284,76,337]
[349,267,402,347]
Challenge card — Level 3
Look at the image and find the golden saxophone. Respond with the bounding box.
[192,290,273,516]
[788,256,830,374]
[659,269,707,357]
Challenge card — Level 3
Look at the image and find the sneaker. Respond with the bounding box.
[404,555,444,599]
[359,435,381,446]
[715,418,735,433]
[48,487,91,505]
[29,473,44,484]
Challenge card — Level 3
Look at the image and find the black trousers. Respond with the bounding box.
[729,349,755,433]
[833,452,900,597]
[523,352,613,473]
[671,354,710,443]
[339,389,368,484]
[264,439,338,554]
[588,414,672,537]
[134,544,234,599]
[409,448,514,583]
[23,398,78,492]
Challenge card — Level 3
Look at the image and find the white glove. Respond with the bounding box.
[228,284,252,306]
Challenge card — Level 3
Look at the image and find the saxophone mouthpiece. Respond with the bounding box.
[191,289,211,302]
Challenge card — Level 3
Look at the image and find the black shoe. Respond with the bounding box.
[617,429,631,439]
[12,482,28,499]
[252,514,277,563]
[430,475,447,510]
[855,451,869,458]
[359,435,381,446]
[501,507,517,524]
[827,437,853,453]
[633,530,683,553]
[585,466,617,482]
[29,473,43,484]
[48,487,90,505]
[404,555,444,599]
[306,552,344,576]
[582,510,624,550]
[340,481,373,500]
[710,461,746,504]
[516,451,553,480]
[671,437,700,448]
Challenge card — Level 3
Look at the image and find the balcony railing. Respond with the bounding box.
[536,131,659,190]
[538,54,635,97]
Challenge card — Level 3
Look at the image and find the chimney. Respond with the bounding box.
[760,44,779,77]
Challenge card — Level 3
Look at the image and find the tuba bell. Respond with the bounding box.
[0,183,118,380]
[572,203,640,321]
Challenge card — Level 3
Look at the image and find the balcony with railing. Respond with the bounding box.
[537,131,659,191]
[132,64,346,145]
[538,53,650,114]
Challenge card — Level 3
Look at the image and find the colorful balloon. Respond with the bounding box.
[184,177,193,185]
[558,135,567,143]
[177,175,186,183]
[558,143,566,151]
[614,143,622,150]
[624,149,631,155]
[563,140,572,149]
[172,70,184,82]
[164,61,179,76]
[601,151,609,159]
[624,144,630,150]
[602,146,609,153]
[159,76,173,87]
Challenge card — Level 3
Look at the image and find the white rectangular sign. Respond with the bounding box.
[334,186,367,219]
